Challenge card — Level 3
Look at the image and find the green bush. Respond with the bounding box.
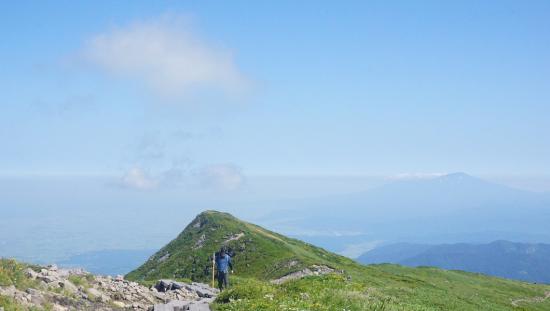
[0,259,39,290]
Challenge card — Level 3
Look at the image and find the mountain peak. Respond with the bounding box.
[436,172,478,183]
[126,211,356,282]
[199,210,230,216]
[442,172,471,178]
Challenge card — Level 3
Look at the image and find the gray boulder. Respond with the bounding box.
[188,302,211,311]
[24,268,38,279]
[59,280,78,294]
[0,285,16,297]
[153,300,191,311]
[185,283,218,298]
[155,279,185,292]
[26,288,45,305]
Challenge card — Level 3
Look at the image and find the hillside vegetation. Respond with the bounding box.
[127,211,550,310]
[212,269,550,311]
[126,211,357,282]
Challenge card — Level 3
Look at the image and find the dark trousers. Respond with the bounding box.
[217,271,229,290]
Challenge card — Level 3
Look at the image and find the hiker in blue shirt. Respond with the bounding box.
[215,247,233,290]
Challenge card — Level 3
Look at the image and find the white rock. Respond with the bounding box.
[153,300,190,311]
[86,287,102,297]
[52,304,68,311]
[24,268,38,279]
[112,301,126,308]
[87,287,111,302]
[46,281,60,289]
[60,280,78,294]
[0,285,16,296]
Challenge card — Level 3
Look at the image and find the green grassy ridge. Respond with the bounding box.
[212,267,550,311]
[126,210,358,282]
[126,210,550,310]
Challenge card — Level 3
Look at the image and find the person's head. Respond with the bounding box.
[220,247,226,256]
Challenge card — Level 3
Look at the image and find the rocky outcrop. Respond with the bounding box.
[223,233,244,244]
[0,264,218,310]
[270,265,336,285]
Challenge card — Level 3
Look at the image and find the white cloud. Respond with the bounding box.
[120,167,159,190]
[387,172,446,181]
[118,163,245,192]
[83,15,248,98]
[199,163,244,191]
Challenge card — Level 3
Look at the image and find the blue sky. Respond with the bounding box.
[1,0,550,190]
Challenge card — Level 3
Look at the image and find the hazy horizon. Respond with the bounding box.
[2,172,549,266]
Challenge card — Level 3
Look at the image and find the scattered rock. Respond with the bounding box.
[155,279,185,292]
[0,263,218,311]
[153,300,190,311]
[60,280,78,294]
[0,285,17,297]
[26,288,40,295]
[112,300,126,308]
[38,274,59,284]
[224,232,245,243]
[511,291,550,307]
[271,265,336,284]
[158,253,170,263]
[28,292,46,305]
[87,287,111,303]
[184,283,218,298]
[24,268,38,279]
[188,302,211,311]
[52,304,68,311]
[192,219,203,228]
[194,234,207,249]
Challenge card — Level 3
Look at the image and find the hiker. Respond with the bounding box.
[215,247,233,290]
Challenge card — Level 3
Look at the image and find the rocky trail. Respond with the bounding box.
[0,264,218,310]
[270,265,335,285]
[511,291,550,307]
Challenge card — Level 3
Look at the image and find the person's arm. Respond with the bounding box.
[228,255,233,272]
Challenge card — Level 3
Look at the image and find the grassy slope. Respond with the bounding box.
[213,266,550,311]
[126,211,357,282]
[126,210,550,310]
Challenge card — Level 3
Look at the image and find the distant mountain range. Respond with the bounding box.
[259,173,550,255]
[358,240,550,284]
